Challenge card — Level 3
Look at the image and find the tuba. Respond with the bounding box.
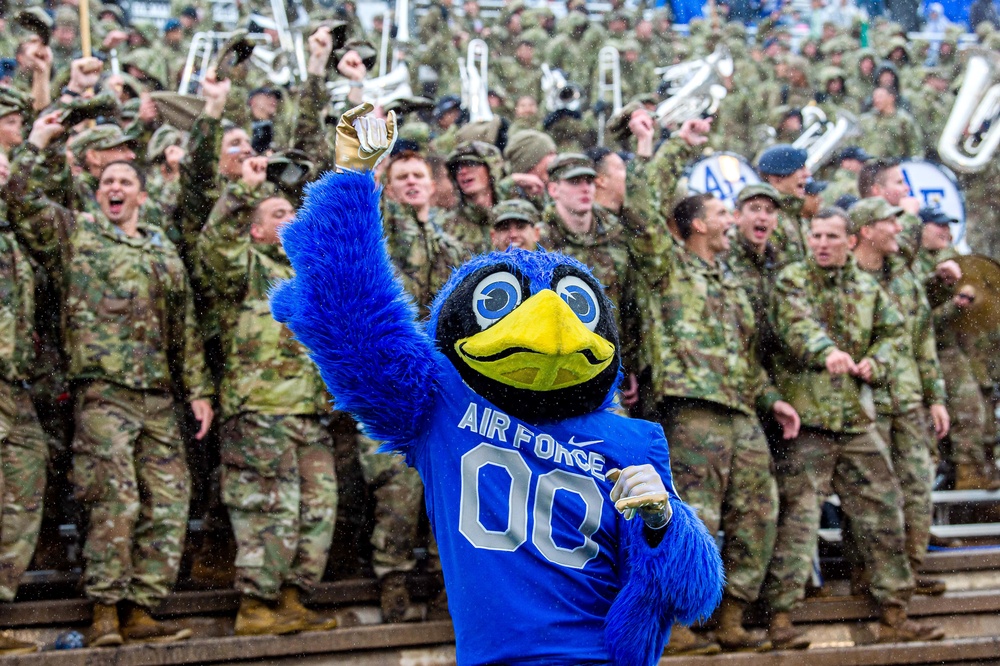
[459,39,493,123]
[937,53,1000,174]
[792,105,860,172]
[540,64,584,113]
[654,44,733,128]
[596,46,622,146]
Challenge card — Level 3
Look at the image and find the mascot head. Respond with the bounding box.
[429,248,621,423]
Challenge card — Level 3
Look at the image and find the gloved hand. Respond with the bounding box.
[334,102,397,173]
[607,465,672,529]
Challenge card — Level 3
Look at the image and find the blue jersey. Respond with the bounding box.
[406,364,676,666]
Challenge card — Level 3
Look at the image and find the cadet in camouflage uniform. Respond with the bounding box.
[444,141,503,254]
[762,207,943,645]
[857,88,924,159]
[0,173,49,655]
[496,129,556,212]
[820,146,871,207]
[9,112,213,647]
[494,29,545,103]
[847,198,950,596]
[144,125,186,224]
[198,156,338,636]
[637,192,797,654]
[757,145,812,267]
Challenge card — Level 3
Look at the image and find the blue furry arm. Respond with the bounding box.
[270,170,439,447]
[604,498,724,666]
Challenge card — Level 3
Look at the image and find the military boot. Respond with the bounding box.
[914,576,947,596]
[663,624,722,656]
[0,634,37,655]
[279,586,338,631]
[954,463,1000,490]
[874,606,945,643]
[768,612,810,650]
[85,602,124,647]
[425,582,450,622]
[713,597,772,652]
[121,605,193,643]
[380,572,423,623]
[234,596,308,636]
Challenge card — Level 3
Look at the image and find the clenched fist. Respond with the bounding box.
[335,103,397,173]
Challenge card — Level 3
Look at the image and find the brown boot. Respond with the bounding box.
[426,584,451,622]
[875,606,945,643]
[85,602,124,647]
[234,596,308,636]
[914,576,947,596]
[279,586,338,632]
[954,463,998,490]
[769,612,810,650]
[380,573,424,623]
[663,624,722,656]
[121,605,193,644]
[0,634,37,655]
[713,597,771,652]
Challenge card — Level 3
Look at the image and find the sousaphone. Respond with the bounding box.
[953,255,1000,336]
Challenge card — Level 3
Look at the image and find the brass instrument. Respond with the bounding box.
[596,46,622,146]
[327,62,414,109]
[177,30,279,93]
[952,255,1000,336]
[937,53,1000,174]
[540,64,584,113]
[791,105,860,172]
[458,38,493,123]
[654,44,733,128]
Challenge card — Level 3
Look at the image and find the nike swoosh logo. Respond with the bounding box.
[568,436,603,448]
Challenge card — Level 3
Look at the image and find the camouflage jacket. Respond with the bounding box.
[6,146,210,400]
[914,246,959,309]
[382,198,468,317]
[637,225,781,416]
[773,193,809,268]
[646,136,701,228]
[539,204,644,377]
[857,109,924,159]
[727,231,782,370]
[0,217,36,384]
[861,255,947,415]
[771,256,905,433]
[443,200,494,256]
[198,181,329,418]
[496,176,547,213]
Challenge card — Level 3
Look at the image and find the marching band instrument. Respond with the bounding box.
[596,46,622,146]
[540,64,584,113]
[682,153,760,209]
[937,53,1000,174]
[791,106,860,172]
[897,158,969,253]
[654,44,733,128]
[178,31,272,94]
[952,255,1000,336]
[327,62,414,110]
[458,39,493,123]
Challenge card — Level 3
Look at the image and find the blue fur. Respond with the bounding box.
[270,170,439,446]
[605,498,724,666]
[272,171,723,664]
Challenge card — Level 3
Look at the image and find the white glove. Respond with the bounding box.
[607,465,672,529]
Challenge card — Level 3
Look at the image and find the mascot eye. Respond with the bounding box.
[473,271,522,329]
[556,276,600,331]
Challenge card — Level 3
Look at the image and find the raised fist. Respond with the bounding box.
[335,102,397,173]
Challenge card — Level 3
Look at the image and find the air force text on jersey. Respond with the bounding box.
[457,401,609,482]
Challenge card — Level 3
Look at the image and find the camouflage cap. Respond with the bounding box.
[0,86,32,119]
[98,3,125,24]
[848,197,903,233]
[606,10,632,27]
[146,124,187,164]
[148,92,205,132]
[562,11,589,31]
[504,129,556,174]
[518,27,547,46]
[54,5,78,29]
[122,48,169,90]
[68,124,137,163]
[15,8,53,45]
[493,199,540,227]
[547,153,597,181]
[736,182,781,206]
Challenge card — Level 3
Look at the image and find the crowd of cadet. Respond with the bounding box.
[0,0,998,657]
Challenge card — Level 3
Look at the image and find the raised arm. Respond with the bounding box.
[270,105,440,449]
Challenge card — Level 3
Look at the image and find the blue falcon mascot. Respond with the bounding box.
[270,104,724,666]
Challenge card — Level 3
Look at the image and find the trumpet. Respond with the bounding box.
[791,106,860,172]
[937,53,1000,174]
[654,44,733,128]
[459,39,493,123]
[540,64,584,113]
[327,62,414,110]
[596,46,622,146]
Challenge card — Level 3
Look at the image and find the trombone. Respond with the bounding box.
[177,31,273,94]
[937,53,1000,174]
[596,46,622,146]
[459,39,493,123]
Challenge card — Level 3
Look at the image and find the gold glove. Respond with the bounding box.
[334,102,397,173]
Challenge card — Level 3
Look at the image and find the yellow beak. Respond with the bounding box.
[455,289,616,391]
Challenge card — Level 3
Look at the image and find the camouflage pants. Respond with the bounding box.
[357,433,426,577]
[844,409,935,582]
[762,427,913,613]
[939,347,987,467]
[221,413,337,600]
[72,381,190,608]
[0,380,48,601]
[658,400,778,604]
